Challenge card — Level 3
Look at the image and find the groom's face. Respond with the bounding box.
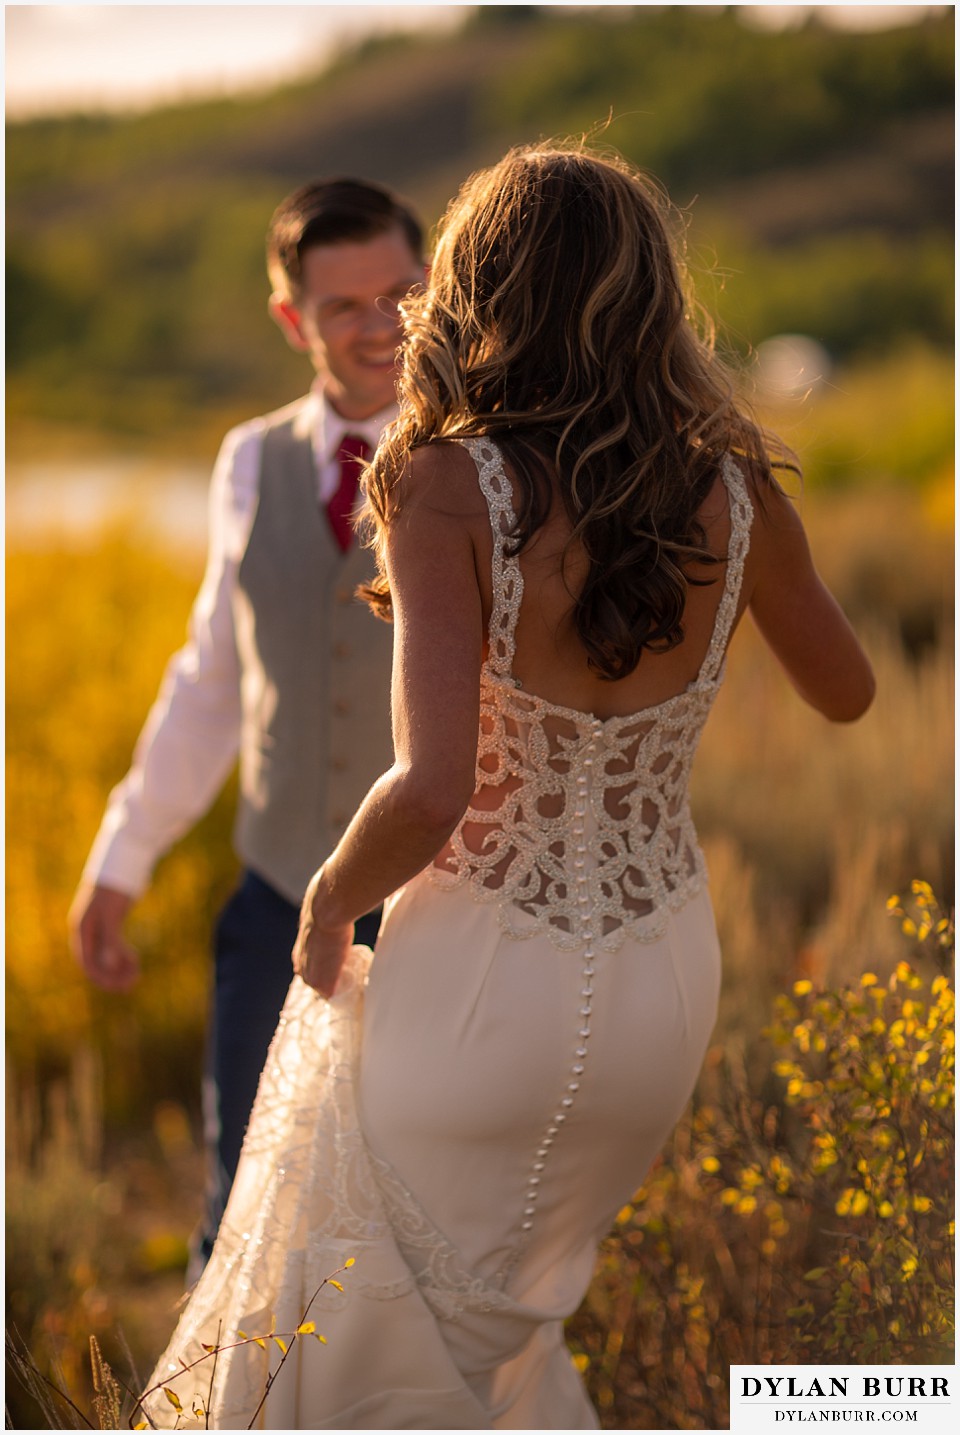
[277,226,425,421]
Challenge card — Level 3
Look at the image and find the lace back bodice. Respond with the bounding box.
[430,435,753,951]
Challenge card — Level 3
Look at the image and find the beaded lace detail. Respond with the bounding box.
[430,436,753,951]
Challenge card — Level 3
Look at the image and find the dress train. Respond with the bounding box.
[143,938,600,1429]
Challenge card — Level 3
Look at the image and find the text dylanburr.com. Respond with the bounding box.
[730,1367,955,1433]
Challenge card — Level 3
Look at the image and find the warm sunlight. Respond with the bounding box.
[7,6,952,1428]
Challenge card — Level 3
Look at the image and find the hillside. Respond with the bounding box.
[6,6,953,454]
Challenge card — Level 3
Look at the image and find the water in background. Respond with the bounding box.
[6,458,211,553]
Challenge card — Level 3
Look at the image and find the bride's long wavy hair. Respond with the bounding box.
[362,142,793,679]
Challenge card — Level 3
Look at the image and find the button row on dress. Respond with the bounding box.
[517,738,599,1237]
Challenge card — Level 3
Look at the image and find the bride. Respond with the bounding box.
[143,143,874,1429]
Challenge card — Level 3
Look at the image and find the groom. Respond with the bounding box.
[69,177,427,1271]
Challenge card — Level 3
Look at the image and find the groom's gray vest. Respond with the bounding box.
[232,399,394,904]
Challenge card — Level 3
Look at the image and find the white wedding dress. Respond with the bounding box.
[144,437,753,1429]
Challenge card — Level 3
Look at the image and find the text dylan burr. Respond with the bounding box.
[741,1378,949,1399]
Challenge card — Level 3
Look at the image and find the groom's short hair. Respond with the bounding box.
[267,178,425,301]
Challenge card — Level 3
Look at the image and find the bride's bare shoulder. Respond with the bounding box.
[397,440,491,521]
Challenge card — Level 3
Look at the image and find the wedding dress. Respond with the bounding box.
[144,437,753,1429]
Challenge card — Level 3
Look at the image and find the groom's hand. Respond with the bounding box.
[69,882,140,993]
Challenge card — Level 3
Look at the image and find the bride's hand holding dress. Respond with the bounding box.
[291,883,353,996]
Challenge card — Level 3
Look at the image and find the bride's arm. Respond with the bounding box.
[746,477,875,723]
[294,445,485,996]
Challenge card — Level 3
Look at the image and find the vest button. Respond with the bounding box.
[331,811,347,828]
[333,641,351,659]
[331,756,348,772]
[336,587,352,605]
[333,699,350,716]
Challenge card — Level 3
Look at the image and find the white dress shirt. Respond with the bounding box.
[83,385,396,898]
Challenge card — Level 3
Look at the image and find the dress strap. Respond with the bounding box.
[458,438,753,686]
[457,436,524,678]
[696,454,755,684]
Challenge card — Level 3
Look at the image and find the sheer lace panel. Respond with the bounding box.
[430,436,753,951]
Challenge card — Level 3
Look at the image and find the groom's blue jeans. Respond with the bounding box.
[190,868,380,1277]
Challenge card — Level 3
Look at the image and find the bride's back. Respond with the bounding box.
[481,458,741,721]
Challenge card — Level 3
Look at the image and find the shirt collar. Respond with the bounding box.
[309,381,398,465]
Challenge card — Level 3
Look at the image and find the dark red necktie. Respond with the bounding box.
[327,434,372,553]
